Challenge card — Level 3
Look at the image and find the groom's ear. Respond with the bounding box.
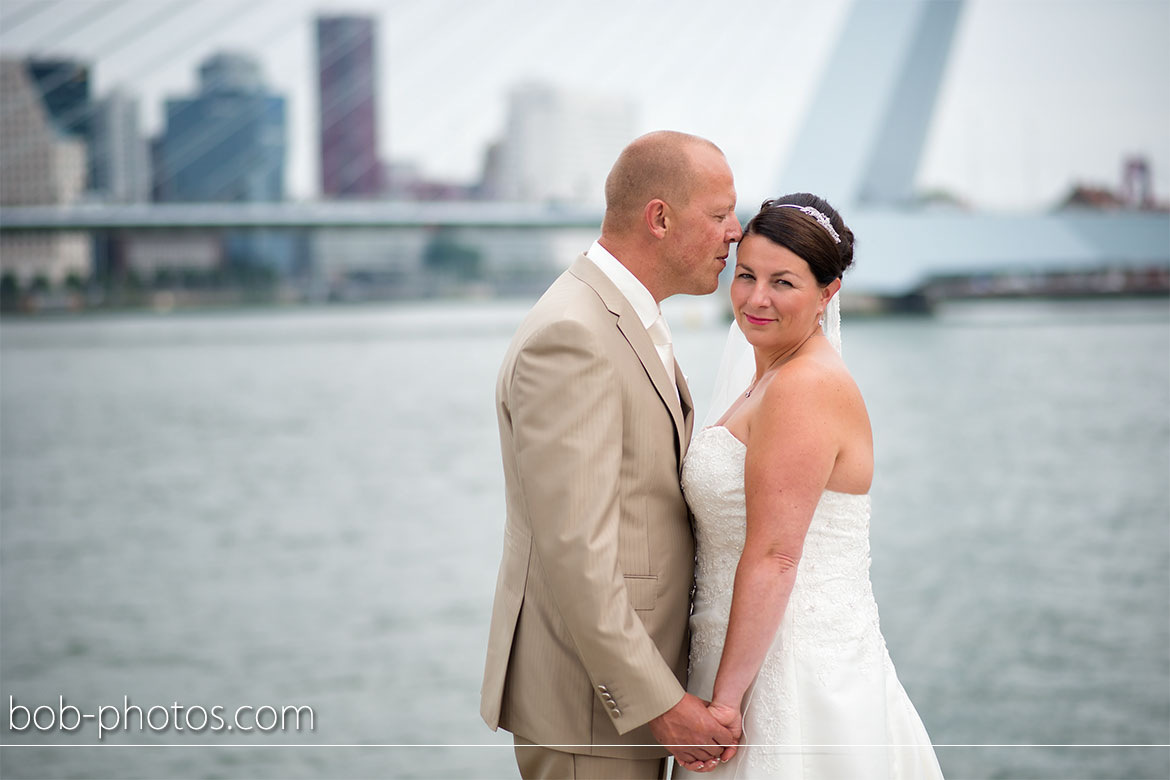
[644,199,669,239]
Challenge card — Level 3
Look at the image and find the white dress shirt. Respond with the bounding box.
[586,240,678,396]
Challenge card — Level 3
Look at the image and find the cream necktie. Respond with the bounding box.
[647,313,678,398]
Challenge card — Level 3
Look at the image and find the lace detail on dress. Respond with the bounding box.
[788,489,886,686]
[680,426,944,779]
[682,426,882,682]
[683,427,748,671]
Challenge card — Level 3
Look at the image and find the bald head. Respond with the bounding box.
[602,131,725,234]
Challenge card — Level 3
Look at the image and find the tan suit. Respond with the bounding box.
[481,254,696,763]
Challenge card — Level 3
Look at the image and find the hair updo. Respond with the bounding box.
[741,193,855,285]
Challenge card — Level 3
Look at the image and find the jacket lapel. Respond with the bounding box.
[569,255,689,463]
[675,362,695,465]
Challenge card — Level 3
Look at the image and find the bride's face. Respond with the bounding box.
[730,233,832,347]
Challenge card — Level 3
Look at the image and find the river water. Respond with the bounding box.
[1,298,1167,779]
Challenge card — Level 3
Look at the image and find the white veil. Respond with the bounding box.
[701,293,843,428]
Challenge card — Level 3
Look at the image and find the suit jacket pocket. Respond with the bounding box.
[623,574,657,611]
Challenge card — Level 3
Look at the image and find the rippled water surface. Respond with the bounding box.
[2,298,1167,779]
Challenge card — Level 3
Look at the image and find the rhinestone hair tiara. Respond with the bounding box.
[775,204,841,244]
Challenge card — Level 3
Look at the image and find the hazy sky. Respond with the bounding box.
[1,0,1167,211]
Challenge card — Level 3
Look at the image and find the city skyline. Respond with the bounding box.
[0,0,1167,211]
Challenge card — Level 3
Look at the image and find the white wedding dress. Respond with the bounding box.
[680,424,944,778]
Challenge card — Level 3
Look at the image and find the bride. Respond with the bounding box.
[678,195,944,777]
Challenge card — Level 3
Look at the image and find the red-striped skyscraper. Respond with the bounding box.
[316,15,381,197]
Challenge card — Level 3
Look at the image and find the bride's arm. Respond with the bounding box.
[710,363,840,713]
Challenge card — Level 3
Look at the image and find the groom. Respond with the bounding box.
[481,131,743,778]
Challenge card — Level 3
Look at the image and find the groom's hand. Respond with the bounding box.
[648,693,738,768]
[677,702,743,772]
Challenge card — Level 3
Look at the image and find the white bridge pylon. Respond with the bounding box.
[777,0,964,206]
[771,0,1167,294]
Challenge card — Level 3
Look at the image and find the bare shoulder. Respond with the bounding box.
[752,347,873,493]
[761,349,865,418]
[750,347,871,448]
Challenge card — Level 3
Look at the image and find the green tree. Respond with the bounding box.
[154,268,177,289]
[226,258,277,302]
[65,272,86,295]
[0,272,20,312]
[423,230,483,279]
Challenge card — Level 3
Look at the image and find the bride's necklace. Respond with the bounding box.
[744,359,786,397]
[744,327,821,398]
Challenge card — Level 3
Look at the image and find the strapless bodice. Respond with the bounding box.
[682,425,882,683]
[676,415,944,777]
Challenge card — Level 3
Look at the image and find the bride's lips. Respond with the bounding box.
[742,313,774,326]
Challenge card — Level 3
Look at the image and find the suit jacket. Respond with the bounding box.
[481,254,696,759]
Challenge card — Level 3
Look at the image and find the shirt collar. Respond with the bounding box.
[585,240,660,330]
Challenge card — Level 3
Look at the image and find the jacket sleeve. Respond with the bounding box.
[506,318,685,733]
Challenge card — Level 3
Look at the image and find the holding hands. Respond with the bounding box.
[649,693,742,773]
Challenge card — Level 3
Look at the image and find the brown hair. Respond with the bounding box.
[742,193,855,285]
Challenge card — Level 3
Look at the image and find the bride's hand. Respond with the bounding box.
[678,757,722,773]
[677,701,742,773]
[707,701,742,762]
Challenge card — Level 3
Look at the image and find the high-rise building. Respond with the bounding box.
[22,59,149,203]
[24,58,91,140]
[91,89,150,203]
[24,58,93,187]
[484,83,635,206]
[154,52,286,203]
[0,59,90,283]
[316,15,381,197]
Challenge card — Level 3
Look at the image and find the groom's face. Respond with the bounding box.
[663,148,741,296]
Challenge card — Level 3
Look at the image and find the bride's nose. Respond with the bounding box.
[749,281,771,308]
